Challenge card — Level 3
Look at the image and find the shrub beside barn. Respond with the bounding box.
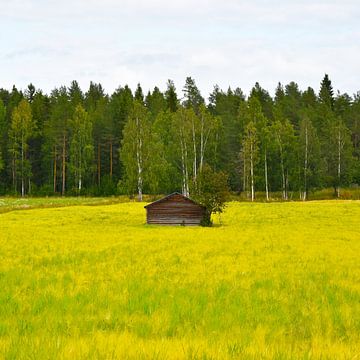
[144,192,206,226]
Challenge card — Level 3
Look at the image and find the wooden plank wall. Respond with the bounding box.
[146,194,205,225]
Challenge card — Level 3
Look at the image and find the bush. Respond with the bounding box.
[191,165,230,226]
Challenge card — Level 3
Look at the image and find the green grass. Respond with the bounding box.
[0,200,360,359]
[0,196,130,214]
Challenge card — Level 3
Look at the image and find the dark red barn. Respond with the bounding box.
[144,192,206,226]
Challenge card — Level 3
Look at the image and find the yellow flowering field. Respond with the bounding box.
[0,200,360,359]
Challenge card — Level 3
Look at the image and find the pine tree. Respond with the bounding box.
[85,82,107,188]
[250,82,273,119]
[182,77,204,114]
[68,80,84,110]
[108,85,133,180]
[134,83,144,104]
[145,86,166,120]
[165,80,178,112]
[319,74,334,109]
[47,87,71,195]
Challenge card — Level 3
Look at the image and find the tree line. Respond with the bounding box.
[0,75,359,200]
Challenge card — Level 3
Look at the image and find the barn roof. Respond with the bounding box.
[144,192,205,209]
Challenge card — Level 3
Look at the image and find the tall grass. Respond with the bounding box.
[0,201,359,359]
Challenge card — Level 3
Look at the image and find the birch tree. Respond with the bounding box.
[239,97,269,200]
[171,107,193,197]
[326,118,353,197]
[9,99,35,196]
[250,97,271,201]
[272,117,296,200]
[69,105,94,193]
[242,121,258,201]
[299,114,321,200]
[120,101,150,201]
[198,104,220,172]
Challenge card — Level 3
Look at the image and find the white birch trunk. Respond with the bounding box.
[279,145,286,200]
[180,130,186,196]
[264,148,269,201]
[337,127,341,198]
[250,141,254,202]
[243,150,246,195]
[200,115,204,172]
[78,146,82,191]
[192,119,197,183]
[21,132,24,197]
[303,124,308,201]
[136,117,143,202]
[184,140,189,197]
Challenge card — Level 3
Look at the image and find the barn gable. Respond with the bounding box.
[144,192,206,226]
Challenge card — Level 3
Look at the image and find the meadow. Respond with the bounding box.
[0,200,360,359]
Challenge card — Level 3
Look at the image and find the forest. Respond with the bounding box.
[0,75,359,200]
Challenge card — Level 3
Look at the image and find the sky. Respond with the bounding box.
[1,0,359,99]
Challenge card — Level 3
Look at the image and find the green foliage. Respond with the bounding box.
[69,104,94,192]
[0,99,5,172]
[319,74,334,109]
[9,99,36,195]
[165,79,178,112]
[182,77,204,113]
[0,76,359,197]
[192,164,230,226]
[298,113,322,198]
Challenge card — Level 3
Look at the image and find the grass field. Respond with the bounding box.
[0,200,360,359]
[0,197,130,214]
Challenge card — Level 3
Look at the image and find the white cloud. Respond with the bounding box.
[0,0,359,96]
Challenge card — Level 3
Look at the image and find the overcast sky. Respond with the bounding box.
[1,0,359,98]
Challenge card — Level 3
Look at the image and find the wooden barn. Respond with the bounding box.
[144,192,206,226]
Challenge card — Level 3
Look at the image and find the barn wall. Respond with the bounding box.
[146,195,205,225]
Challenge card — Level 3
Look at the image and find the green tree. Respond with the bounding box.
[171,107,195,196]
[153,110,180,193]
[29,89,50,191]
[46,87,71,195]
[120,101,151,200]
[198,104,220,172]
[165,79,178,112]
[134,83,144,104]
[145,86,166,120]
[85,83,108,188]
[0,100,6,172]
[192,164,230,226]
[250,82,273,120]
[9,99,35,196]
[298,113,322,200]
[69,105,94,192]
[68,80,84,110]
[272,114,296,200]
[242,121,258,201]
[326,118,353,197]
[348,92,360,184]
[183,77,204,113]
[108,85,133,180]
[319,74,334,110]
[212,87,245,190]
